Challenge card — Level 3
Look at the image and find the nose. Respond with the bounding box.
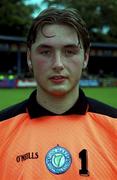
[52,52,64,71]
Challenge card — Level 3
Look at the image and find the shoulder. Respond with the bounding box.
[0,100,28,122]
[87,97,117,118]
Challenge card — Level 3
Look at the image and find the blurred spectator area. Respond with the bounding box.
[0,35,117,80]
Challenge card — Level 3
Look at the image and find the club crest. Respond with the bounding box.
[45,145,72,174]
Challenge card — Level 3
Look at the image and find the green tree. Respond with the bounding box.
[0,0,39,36]
[43,0,117,43]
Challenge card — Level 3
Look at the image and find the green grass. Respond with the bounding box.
[83,87,117,108]
[0,87,117,110]
[0,88,35,110]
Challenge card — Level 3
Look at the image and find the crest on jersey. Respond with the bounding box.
[45,145,72,174]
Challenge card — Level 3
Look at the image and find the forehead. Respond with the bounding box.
[34,24,80,46]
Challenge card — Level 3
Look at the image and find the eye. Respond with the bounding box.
[64,49,78,56]
[39,49,51,56]
[66,50,74,54]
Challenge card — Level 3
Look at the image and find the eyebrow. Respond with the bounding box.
[37,44,52,49]
[64,44,80,48]
[37,44,80,49]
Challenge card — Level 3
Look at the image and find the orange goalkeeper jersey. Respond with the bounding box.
[0,89,117,180]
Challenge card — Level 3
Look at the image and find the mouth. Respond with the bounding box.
[49,75,68,83]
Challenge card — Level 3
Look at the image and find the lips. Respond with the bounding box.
[50,75,67,80]
[49,75,68,83]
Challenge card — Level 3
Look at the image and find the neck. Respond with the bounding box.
[36,87,79,114]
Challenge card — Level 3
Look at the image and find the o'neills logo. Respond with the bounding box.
[16,152,39,162]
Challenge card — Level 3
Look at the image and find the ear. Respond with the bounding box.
[83,51,89,69]
[27,49,32,70]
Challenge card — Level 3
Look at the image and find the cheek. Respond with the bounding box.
[33,60,47,82]
[37,60,46,69]
[67,59,84,81]
[33,59,49,73]
[68,58,83,72]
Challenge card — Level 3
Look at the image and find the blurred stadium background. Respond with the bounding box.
[0,36,117,110]
[0,87,117,110]
[0,0,117,110]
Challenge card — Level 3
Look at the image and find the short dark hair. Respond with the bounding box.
[27,8,90,52]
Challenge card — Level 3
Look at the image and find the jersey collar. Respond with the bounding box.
[27,88,88,119]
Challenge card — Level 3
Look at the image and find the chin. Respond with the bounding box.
[49,88,70,97]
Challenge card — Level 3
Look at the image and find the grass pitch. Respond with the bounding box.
[0,87,117,111]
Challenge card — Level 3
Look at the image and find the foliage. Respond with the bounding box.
[43,0,117,43]
[0,0,39,37]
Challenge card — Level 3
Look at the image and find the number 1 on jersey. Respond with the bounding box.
[79,149,90,176]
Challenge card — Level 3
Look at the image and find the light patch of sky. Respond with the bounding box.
[25,0,43,5]
[24,0,47,17]
[24,0,64,17]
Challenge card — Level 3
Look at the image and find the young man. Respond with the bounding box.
[0,8,117,179]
